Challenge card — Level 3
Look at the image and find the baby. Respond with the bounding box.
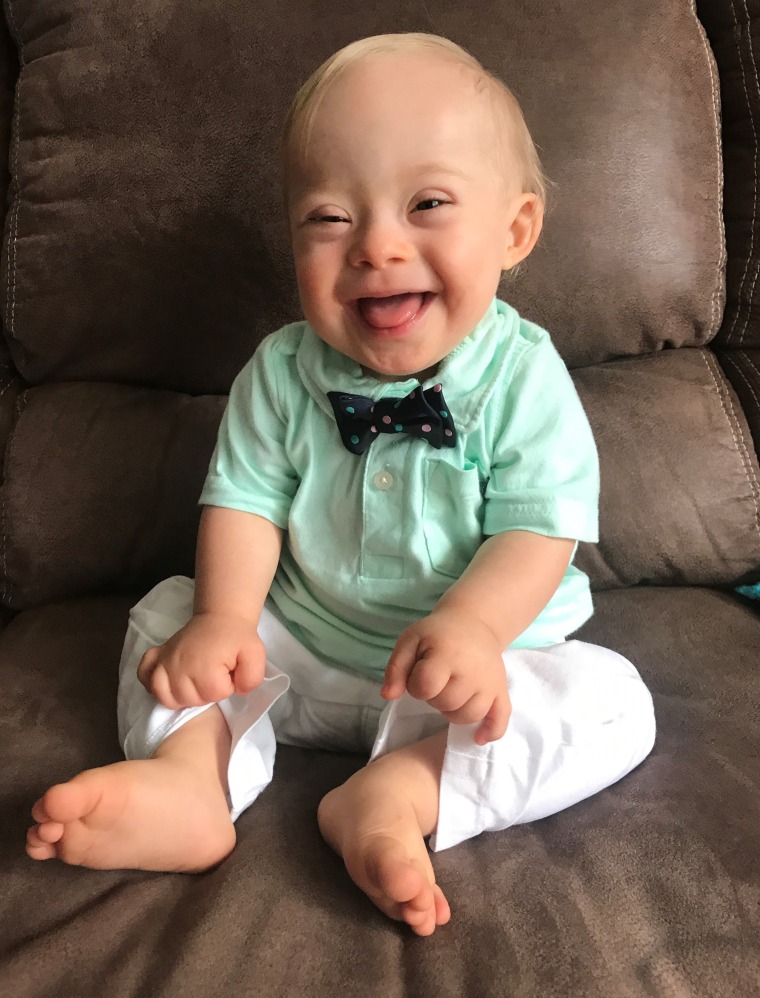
[26,33,655,937]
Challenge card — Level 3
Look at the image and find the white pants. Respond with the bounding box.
[117,576,656,852]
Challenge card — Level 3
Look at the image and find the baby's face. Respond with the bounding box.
[287,51,536,382]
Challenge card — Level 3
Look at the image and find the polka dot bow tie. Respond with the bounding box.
[327,383,457,456]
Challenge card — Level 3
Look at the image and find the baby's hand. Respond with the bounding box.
[137,611,266,710]
[381,608,511,745]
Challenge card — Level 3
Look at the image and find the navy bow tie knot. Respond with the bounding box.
[327,383,457,455]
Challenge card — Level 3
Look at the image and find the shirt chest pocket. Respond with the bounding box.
[421,459,485,580]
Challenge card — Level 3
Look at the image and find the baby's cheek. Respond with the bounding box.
[293,251,321,293]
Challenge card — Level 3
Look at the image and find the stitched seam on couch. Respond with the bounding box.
[3,0,23,349]
[702,347,760,533]
[691,0,728,343]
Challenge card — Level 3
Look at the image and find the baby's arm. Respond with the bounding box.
[382,530,575,744]
[137,505,283,709]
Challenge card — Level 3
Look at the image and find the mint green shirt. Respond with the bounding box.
[200,298,599,681]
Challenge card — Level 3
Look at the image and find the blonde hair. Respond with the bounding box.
[281,32,548,209]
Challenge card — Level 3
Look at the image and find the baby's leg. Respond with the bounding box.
[319,639,654,935]
[26,705,235,872]
[317,731,451,937]
[433,640,656,851]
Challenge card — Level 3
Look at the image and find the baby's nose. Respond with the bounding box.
[348,219,415,269]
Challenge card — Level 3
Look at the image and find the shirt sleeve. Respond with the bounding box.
[483,334,599,542]
[199,340,298,529]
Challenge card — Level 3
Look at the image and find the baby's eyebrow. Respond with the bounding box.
[412,163,471,181]
[287,164,473,211]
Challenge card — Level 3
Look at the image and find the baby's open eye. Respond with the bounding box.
[413,198,446,212]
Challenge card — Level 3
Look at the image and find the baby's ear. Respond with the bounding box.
[502,194,544,270]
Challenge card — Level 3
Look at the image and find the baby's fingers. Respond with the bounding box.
[382,631,421,699]
[406,657,451,703]
[233,641,266,695]
[439,691,492,726]
[137,645,160,689]
[149,664,186,710]
[194,668,235,704]
[474,694,512,746]
[151,665,232,709]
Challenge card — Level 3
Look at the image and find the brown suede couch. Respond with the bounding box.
[1,1,759,995]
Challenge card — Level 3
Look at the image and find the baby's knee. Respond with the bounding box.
[557,642,655,754]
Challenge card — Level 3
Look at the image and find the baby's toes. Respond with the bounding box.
[402,879,450,935]
[30,793,53,824]
[26,823,61,860]
[402,893,438,937]
[433,883,451,925]
[34,819,66,843]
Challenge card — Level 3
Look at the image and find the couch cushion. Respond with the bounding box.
[1,587,758,994]
[0,382,223,608]
[575,347,760,589]
[0,0,724,391]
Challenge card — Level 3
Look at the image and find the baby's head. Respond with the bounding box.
[281,33,546,382]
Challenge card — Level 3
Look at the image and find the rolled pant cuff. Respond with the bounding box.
[431,722,524,852]
[220,668,291,820]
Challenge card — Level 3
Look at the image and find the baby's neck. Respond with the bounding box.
[360,363,440,384]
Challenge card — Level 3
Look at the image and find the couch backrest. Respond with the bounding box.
[0,0,728,388]
[0,0,758,609]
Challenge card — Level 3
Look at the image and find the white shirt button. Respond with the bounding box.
[372,470,394,491]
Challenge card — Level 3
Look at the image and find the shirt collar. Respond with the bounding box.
[295,298,517,433]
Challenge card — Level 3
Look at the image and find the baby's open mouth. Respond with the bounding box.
[356,292,430,329]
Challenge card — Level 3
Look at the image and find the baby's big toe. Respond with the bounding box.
[34,779,100,826]
[363,837,427,903]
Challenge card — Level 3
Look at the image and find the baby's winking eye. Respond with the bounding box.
[307,213,348,225]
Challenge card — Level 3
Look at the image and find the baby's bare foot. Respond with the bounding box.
[26,756,235,872]
[318,764,451,936]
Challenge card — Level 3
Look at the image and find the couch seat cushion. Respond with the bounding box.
[1,587,759,995]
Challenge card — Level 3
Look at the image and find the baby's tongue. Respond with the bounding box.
[358,292,424,328]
